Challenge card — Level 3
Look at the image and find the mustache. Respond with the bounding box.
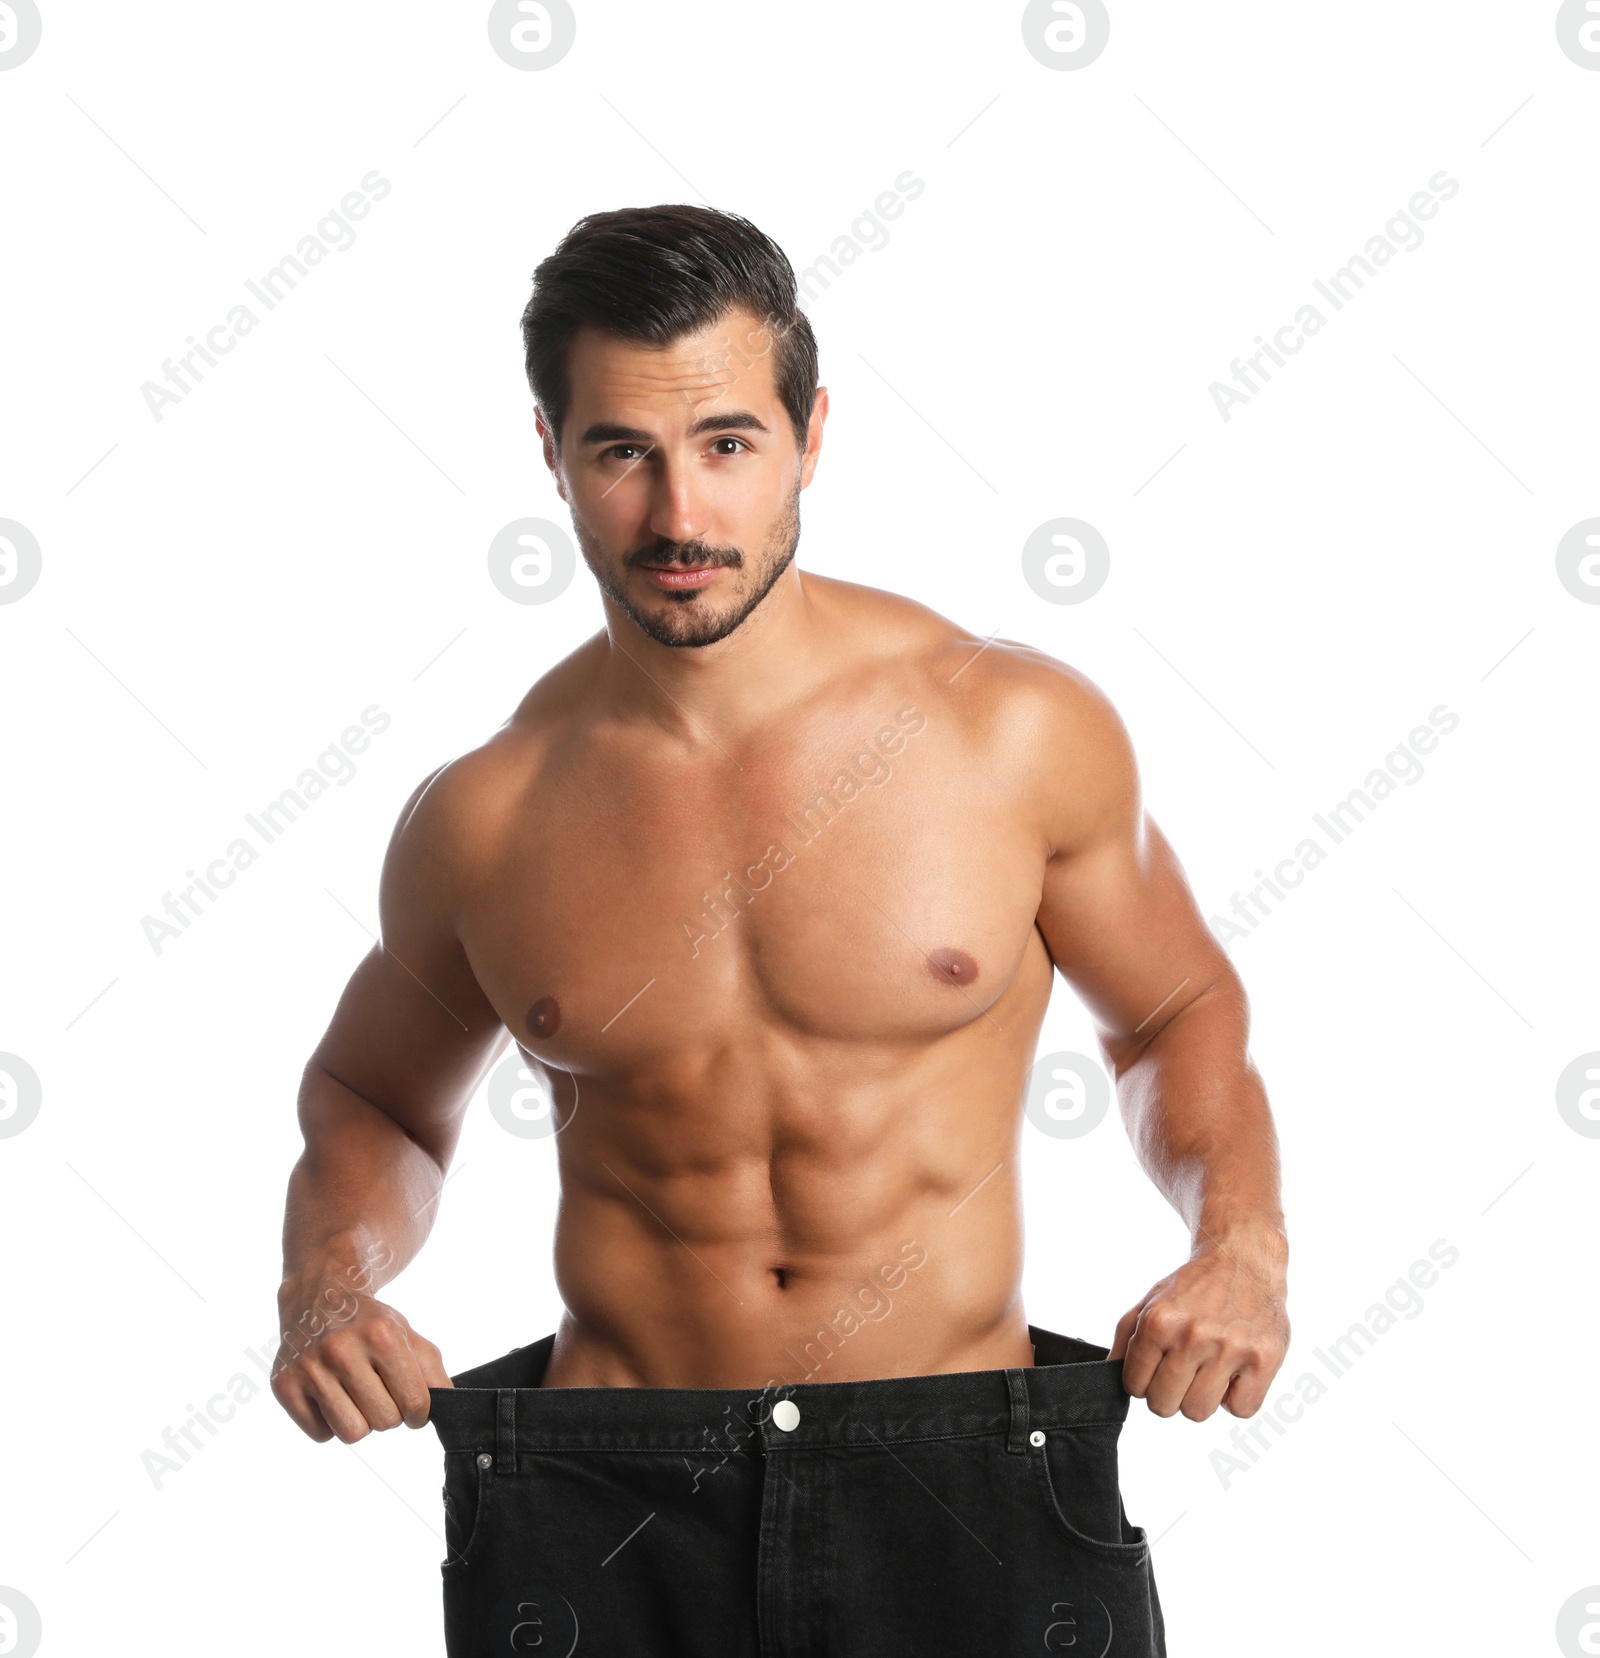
[626,539,744,570]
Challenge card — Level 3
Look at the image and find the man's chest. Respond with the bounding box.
[458,707,1053,1069]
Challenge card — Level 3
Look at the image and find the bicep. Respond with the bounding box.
[305,768,509,1167]
[1031,680,1233,1068]
[1037,815,1231,1066]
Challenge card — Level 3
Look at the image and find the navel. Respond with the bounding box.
[926,947,979,987]
[524,995,562,1038]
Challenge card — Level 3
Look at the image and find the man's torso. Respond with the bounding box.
[433,580,1089,1388]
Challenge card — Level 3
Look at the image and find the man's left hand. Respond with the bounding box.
[1109,1232,1289,1421]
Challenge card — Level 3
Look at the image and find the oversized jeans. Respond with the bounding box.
[429,1324,1166,1656]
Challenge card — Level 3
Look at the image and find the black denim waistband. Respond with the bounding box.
[428,1325,1129,1467]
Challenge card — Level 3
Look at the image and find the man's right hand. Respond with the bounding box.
[271,1274,452,1443]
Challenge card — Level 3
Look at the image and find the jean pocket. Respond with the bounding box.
[441,1449,493,1570]
[1030,1423,1152,1566]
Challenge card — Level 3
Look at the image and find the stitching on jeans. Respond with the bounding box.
[441,1451,492,1569]
[492,1420,1130,1455]
[1032,1439,1151,1565]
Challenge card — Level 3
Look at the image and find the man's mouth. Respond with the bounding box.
[637,563,723,591]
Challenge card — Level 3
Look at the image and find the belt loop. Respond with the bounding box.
[1004,1367,1031,1454]
[496,1387,517,1475]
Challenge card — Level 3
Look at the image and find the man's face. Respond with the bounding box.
[540,307,825,648]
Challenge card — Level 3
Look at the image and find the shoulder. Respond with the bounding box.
[822,578,1132,763]
[380,635,604,899]
[948,637,1133,769]
[946,639,1140,854]
[814,577,1139,853]
[828,581,1140,855]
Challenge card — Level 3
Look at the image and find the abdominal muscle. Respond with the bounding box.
[537,1046,1039,1389]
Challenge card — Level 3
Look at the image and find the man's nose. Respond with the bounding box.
[647,454,709,547]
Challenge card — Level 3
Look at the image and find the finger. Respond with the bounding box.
[1107,1304,1142,1363]
[409,1330,454,1392]
[1140,1347,1206,1417]
[302,1392,338,1440]
[1177,1351,1242,1422]
[272,1373,336,1443]
[297,1362,375,1443]
[364,1327,434,1430]
[1118,1305,1180,1399]
[1118,1325,1164,1399]
[324,1349,410,1434]
[1221,1353,1276,1419]
[387,1319,453,1420]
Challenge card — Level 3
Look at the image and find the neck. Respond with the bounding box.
[597,564,830,742]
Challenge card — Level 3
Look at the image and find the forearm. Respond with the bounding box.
[278,1064,448,1316]
[1107,978,1286,1267]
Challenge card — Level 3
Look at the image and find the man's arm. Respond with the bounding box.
[1024,656,1289,1421]
[273,760,511,1443]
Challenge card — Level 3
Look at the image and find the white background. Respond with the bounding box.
[1,2,1597,1653]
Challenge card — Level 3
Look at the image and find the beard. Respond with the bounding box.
[574,481,801,648]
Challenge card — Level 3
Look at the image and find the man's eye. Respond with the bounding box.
[604,444,646,461]
[711,437,747,455]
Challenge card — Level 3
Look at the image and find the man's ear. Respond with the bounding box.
[534,408,568,502]
[799,385,829,490]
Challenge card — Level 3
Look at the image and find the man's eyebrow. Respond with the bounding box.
[579,421,653,445]
[688,410,770,436]
[577,410,772,445]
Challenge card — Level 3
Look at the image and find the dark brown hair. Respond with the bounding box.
[521,204,819,449]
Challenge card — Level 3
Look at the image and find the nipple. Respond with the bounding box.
[926,947,979,987]
[524,996,562,1038]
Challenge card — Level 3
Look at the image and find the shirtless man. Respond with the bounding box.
[272,205,1288,1656]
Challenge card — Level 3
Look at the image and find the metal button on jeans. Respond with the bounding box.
[771,1399,801,1432]
[1029,1430,1046,1448]
[477,1452,493,1469]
